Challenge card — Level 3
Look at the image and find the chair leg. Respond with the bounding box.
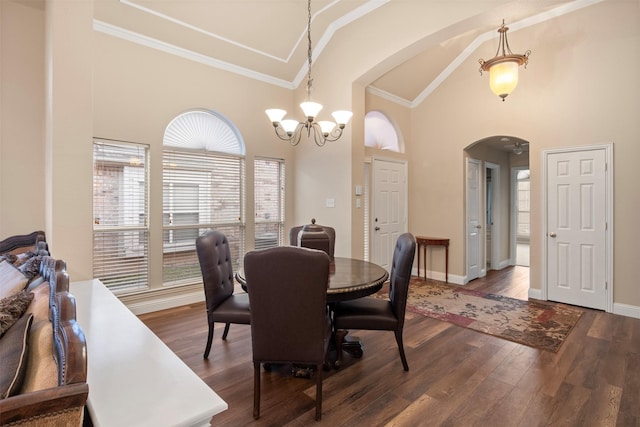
[222,323,231,340]
[203,323,214,359]
[253,362,261,419]
[394,329,409,371]
[315,363,323,421]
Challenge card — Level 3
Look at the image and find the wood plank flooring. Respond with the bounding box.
[139,267,640,426]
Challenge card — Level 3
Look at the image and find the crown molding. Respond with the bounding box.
[93,20,295,89]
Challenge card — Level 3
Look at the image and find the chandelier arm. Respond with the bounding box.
[290,126,304,146]
[310,125,327,147]
[322,126,344,142]
[273,123,305,146]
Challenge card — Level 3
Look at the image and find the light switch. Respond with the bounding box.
[326,198,335,208]
[355,198,361,208]
[355,185,363,196]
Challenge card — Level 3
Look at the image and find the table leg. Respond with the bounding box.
[422,244,427,280]
[333,330,363,369]
[445,245,449,283]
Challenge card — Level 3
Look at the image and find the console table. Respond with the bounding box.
[70,279,227,427]
[416,236,450,282]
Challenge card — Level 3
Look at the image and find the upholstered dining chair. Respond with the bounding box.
[196,230,251,359]
[332,232,416,371]
[289,220,336,260]
[244,246,332,421]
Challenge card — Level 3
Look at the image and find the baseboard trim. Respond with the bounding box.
[613,303,640,319]
[497,259,512,270]
[528,288,543,300]
[124,290,205,315]
[412,268,463,285]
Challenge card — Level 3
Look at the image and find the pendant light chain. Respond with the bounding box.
[306,0,314,100]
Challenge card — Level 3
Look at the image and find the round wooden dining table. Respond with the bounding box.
[235,256,389,303]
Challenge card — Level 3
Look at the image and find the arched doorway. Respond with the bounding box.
[464,135,530,293]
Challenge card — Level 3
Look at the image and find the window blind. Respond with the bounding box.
[93,139,149,291]
[254,158,285,250]
[162,148,245,284]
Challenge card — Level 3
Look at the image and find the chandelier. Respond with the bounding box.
[478,20,531,101]
[265,0,352,146]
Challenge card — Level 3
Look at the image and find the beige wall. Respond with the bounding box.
[407,1,640,307]
[0,1,46,236]
[1,1,638,311]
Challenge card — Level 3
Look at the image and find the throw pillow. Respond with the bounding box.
[18,255,42,281]
[0,290,34,336]
[0,253,17,264]
[12,251,36,268]
[0,313,34,398]
[0,261,29,302]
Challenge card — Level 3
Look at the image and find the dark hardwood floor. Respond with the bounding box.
[139,266,640,426]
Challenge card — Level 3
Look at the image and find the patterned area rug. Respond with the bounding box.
[381,278,584,352]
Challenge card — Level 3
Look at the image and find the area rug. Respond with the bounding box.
[379,278,583,352]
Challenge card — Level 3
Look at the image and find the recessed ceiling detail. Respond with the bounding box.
[95,0,604,106]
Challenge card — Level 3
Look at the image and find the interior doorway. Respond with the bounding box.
[465,135,530,294]
[485,162,500,272]
[511,168,530,267]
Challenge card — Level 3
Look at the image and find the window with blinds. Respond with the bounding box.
[93,139,149,291]
[254,158,284,250]
[162,148,245,284]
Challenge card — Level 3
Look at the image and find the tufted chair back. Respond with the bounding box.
[388,233,417,332]
[289,222,336,259]
[244,246,331,420]
[196,229,250,359]
[197,230,234,314]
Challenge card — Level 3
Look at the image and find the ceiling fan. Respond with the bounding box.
[503,140,529,155]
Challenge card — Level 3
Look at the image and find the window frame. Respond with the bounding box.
[253,157,285,250]
[92,138,150,293]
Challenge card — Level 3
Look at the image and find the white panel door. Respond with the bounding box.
[466,158,482,282]
[547,148,606,310]
[371,159,407,272]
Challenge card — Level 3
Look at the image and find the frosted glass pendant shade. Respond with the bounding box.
[300,101,323,118]
[489,61,519,100]
[265,109,287,123]
[318,121,336,135]
[280,119,299,134]
[332,110,353,126]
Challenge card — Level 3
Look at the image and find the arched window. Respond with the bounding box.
[162,109,246,285]
[364,110,401,152]
[163,109,245,155]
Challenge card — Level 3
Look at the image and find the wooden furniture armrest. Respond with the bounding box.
[0,231,47,255]
[0,383,88,425]
[52,291,87,385]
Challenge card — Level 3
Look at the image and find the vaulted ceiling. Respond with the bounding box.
[93,0,595,109]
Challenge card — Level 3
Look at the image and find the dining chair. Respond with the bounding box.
[196,230,251,359]
[332,232,416,371]
[289,220,335,259]
[244,246,331,421]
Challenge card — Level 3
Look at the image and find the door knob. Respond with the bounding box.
[475,225,482,229]
[374,227,380,231]
[549,232,557,238]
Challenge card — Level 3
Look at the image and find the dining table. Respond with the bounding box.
[235,256,389,366]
